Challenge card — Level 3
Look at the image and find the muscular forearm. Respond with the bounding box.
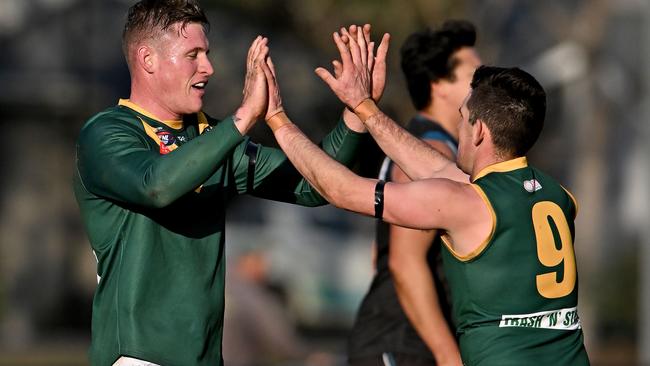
[355,100,467,182]
[389,231,461,364]
[393,268,461,364]
[269,114,375,215]
[249,117,366,207]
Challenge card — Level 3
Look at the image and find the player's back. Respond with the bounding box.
[441,157,589,366]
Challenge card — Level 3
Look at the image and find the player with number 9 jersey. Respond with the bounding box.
[440,157,589,365]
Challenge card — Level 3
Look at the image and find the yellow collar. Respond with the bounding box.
[118,99,184,130]
[472,156,528,182]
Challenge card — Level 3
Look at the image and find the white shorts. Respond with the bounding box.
[112,356,161,366]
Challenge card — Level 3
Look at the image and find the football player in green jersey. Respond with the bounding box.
[261,25,589,365]
[74,1,380,365]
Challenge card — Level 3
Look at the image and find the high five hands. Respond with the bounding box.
[315,24,390,110]
[248,24,390,132]
[235,36,270,134]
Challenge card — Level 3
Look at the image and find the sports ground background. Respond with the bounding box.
[0,0,648,365]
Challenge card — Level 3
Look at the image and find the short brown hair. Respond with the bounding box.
[122,0,209,67]
[467,66,546,157]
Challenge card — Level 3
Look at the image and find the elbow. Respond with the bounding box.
[141,185,176,208]
[148,193,174,209]
[324,185,348,210]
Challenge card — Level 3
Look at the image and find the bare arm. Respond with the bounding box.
[314,26,467,182]
[277,117,385,217]
[261,28,468,230]
[363,110,468,182]
[388,226,461,365]
[387,152,462,365]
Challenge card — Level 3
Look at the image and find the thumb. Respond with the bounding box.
[315,67,336,89]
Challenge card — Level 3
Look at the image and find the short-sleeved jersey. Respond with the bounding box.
[348,115,457,361]
[74,100,364,366]
[441,157,589,366]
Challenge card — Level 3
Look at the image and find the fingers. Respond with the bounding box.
[267,56,277,79]
[354,25,368,66]
[368,41,375,71]
[257,39,269,62]
[341,27,361,67]
[246,36,268,81]
[371,33,390,102]
[376,33,390,63]
[314,67,336,89]
[333,32,353,70]
[362,24,372,45]
[332,60,343,78]
[247,36,262,70]
[362,24,374,71]
[260,56,274,84]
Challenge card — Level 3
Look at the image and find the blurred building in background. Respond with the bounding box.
[0,0,647,365]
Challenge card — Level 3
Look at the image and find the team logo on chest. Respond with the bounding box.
[156,131,175,146]
[155,131,177,154]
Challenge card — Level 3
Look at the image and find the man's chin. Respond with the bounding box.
[185,100,203,115]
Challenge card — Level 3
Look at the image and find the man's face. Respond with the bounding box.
[153,22,213,117]
[446,47,481,118]
[456,93,474,174]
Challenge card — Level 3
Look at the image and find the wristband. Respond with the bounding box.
[353,98,380,122]
[374,180,386,219]
[266,111,290,132]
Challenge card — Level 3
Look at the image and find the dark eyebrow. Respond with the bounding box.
[188,47,208,54]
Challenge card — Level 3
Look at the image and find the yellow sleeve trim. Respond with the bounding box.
[561,185,579,218]
[441,184,497,262]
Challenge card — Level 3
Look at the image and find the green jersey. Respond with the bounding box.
[74,99,365,366]
[441,157,589,366]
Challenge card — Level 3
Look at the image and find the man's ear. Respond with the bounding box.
[137,45,155,74]
[472,119,486,147]
[430,80,449,102]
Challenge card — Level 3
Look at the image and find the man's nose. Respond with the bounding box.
[200,54,214,77]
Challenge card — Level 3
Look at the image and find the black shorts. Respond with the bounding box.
[349,352,435,366]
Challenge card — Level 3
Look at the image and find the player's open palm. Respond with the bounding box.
[315,26,372,109]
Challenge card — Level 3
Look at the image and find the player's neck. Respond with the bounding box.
[129,81,182,122]
[470,148,518,181]
[419,104,459,140]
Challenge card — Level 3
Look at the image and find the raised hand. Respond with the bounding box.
[345,24,390,102]
[235,36,270,133]
[261,56,283,120]
[315,27,372,109]
[363,25,390,102]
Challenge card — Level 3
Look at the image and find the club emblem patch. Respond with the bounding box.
[156,131,175,146]
[523,179,542,193]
